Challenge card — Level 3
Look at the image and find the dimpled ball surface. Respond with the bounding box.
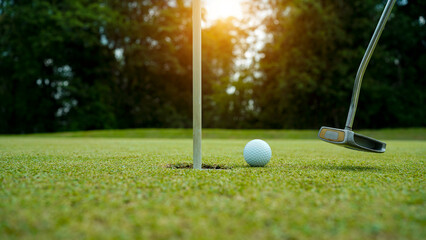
[243,139,272,167]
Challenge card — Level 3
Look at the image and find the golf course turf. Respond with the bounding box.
[1,129,425,239]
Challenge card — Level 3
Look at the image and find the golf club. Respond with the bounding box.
[318,0,396,153]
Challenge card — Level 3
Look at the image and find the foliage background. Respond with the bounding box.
[0,0,424,133]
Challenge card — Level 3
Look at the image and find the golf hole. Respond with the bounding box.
[165,163,231,170]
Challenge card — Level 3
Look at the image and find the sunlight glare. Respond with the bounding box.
[204,0,244,22]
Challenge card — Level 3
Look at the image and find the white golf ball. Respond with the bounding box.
[243,139,272,167]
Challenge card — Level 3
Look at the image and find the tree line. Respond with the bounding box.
[0,0,424,134]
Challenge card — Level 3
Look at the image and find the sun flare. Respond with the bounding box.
[204,0,244,22]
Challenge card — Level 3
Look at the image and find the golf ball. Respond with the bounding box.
[243,139,272,167]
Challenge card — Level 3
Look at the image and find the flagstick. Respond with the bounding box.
[193,0,202,170]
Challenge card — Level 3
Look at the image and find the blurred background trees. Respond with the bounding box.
[0,0,424,133]
[250,0,425,129]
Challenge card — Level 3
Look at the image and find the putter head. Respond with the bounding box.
[318,126,386,153]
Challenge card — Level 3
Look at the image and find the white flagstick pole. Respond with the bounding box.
[193,0,202,170]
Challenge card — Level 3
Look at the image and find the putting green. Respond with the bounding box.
[0,130,425,239]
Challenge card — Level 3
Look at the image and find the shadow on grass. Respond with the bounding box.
[165,163,381,172]
[316,164,381,172]
[232,164,270,169]
[232,164,381,171]
[165,163,232,170]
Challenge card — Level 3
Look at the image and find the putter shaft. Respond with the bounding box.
[345,0,396,130]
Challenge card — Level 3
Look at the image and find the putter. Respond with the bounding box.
[318,0,396,153]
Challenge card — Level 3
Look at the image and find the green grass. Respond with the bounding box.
[24,128,426,140]
[1,129,425,239]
